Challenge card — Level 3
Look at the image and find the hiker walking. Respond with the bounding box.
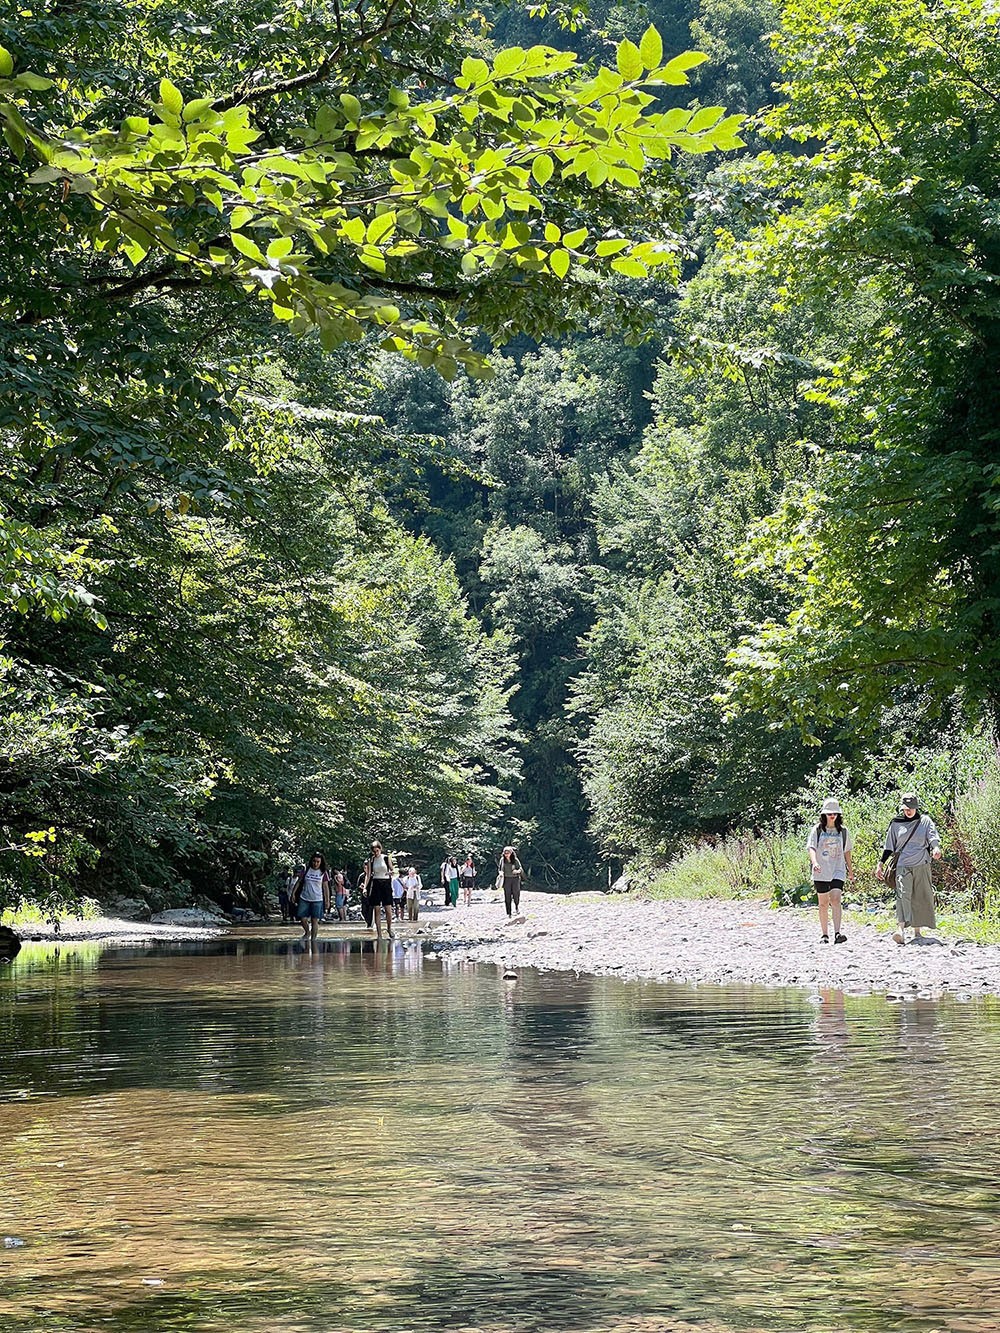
[806,798,854,944]
[876,792,942,944]
[499,846,524,919]
[444,856,461,908]
[332,869,349,922]
[460,854,476,906]
[405,866,422,921]
[292,852,331,946]
[279,865,299,923]
[362,840,397,940]
[391,868,406,921]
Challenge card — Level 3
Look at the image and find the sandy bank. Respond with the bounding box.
[6,914,227,944]
[430,892,1000,998]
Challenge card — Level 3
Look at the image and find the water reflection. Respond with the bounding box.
[2,940,1000,1332]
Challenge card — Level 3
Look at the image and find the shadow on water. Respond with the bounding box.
[3,939,1000,1331]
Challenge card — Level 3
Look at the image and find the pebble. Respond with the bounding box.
[429,894,1000,998]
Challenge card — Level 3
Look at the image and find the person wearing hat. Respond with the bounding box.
[876,793,942,944]
[807,799,855,943]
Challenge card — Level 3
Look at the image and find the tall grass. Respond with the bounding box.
[643,730,1000,916]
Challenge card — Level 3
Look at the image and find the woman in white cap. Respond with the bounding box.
[876,792,942,944]
[807,798,855,943]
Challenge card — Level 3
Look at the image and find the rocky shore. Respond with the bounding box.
[6,909,227,945]
[431,891,1000,999]
[10,892,1000,999]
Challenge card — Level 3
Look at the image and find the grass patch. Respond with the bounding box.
[1,897,101,928]
[846,906,1000,945]
[643,848,746,901]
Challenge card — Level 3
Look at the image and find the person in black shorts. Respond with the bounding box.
[806,798,855,943]
[362,840,396,940]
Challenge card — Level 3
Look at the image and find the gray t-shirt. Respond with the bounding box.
[807,826,853,881]
[300,868,327,902]
[883,814,940,867]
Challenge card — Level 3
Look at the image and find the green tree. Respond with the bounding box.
[719,0,1000,730]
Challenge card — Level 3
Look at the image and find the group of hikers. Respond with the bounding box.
[807,791,943,945]
[275,793,940,951]
[280,842,526,942]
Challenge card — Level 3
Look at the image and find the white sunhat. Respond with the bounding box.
[820,798,843,815]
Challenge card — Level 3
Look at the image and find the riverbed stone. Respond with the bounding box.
[0,926,21,960]
[430,892,1000,998]
[149,907,228,927]
[100,895,151,921]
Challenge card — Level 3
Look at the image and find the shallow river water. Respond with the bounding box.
[3,935,1000,1333]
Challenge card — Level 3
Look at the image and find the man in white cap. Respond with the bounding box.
[807,797,855,943]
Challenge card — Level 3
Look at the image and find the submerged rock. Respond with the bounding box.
[0,926,21,961]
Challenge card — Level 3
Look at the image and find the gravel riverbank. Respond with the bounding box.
[7,914,226,944]
[431,891,1000,998]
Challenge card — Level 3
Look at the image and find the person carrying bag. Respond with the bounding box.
[876,791,943,945]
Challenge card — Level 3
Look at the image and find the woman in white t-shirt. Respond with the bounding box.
[292,852,331,946]
[405,867,422,922]
[806,798,855,944]
[460,855,476,906]
[391,871,406,921]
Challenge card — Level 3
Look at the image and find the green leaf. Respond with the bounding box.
[459,57,490,88]
[230,206,253,230]
[494,48,527,78]
[159,79,183,116]
[563,227,588,250]
[231,231,264,261]
[531,154,554,186]
[689,105,726,133]
[639,25,663,70]
[610,256,647,277]
[549,248,571,279]
[616,40,642,81]
[0,47,13,77]
[366,211,396,243]
[659,51,709,85]
[3,122,26,159]
[14,72,53,91]
[27,165,65,184]
[182,97,214,122]
[340,93,362,125]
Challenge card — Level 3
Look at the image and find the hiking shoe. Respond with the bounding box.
[834,933,848,944]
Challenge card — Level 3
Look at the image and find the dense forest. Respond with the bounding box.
[2,0,999,917]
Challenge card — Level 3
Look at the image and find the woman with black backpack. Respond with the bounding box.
[807,798,855,944]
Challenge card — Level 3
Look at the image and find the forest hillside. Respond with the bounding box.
[2,0,998,919]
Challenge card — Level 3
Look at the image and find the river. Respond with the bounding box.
[2,935,1000,1331]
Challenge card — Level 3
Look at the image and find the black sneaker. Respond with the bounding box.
[820,934,829,943]
[834,933,848,944]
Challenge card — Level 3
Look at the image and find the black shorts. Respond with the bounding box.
[369,878,392,907]
[814,879,844,896]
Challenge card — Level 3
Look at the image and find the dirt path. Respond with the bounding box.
[430,891,1000,998]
